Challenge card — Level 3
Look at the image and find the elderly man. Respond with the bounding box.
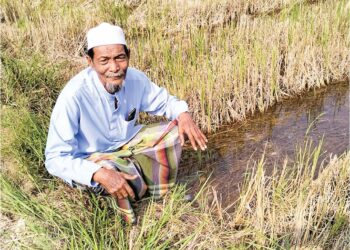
[45,23,207,223]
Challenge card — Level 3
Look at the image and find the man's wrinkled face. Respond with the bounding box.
[88,44,129,94]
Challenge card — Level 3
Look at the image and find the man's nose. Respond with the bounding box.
[109,60,119,72]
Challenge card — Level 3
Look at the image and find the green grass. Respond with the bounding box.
[1,53,64,185]
[0,52,63,114]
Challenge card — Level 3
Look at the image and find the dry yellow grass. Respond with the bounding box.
[1,0,349,131]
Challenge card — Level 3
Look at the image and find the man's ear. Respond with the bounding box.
[127,49,131,60]
[86,56,93,67]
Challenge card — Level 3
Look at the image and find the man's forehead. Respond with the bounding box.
[93,44,126,56]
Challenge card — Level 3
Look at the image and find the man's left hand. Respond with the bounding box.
[177,112,208,151]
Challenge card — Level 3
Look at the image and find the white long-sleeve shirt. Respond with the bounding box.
[45,67,188,187]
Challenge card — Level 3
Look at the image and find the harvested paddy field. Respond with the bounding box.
[1,0,349,249]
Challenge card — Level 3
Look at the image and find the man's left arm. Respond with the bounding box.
[140,77,207,151]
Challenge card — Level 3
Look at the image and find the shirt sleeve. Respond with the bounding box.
[140,76,188,120]
[44,94,101,187]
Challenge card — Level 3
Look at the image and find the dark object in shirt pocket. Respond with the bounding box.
[126,108,136,121]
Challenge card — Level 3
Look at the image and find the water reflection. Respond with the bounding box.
[179,82,349,206]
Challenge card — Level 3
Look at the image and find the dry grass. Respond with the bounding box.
[127,0,310,33]
[1,0,349,131]
[128,0,349,131]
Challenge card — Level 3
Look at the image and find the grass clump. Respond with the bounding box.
[0,175,128,249]
[1,52,65,184]
[1,52,63,112]
[1,107,48,182]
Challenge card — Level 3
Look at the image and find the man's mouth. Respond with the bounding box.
[106,72,124,79]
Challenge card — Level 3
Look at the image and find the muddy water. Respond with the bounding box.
[179,81,349,206]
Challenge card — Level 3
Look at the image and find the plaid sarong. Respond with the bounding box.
[86,120,181,223]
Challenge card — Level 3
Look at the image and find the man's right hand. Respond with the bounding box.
[92,167,138,200]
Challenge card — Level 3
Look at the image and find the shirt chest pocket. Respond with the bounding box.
[111,115,137,142]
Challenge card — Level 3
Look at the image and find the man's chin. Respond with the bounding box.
[111,81,123,86]
[106,81,123,94]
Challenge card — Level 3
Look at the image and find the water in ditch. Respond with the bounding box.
[179,81,349,206]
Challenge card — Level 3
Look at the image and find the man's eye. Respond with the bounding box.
[115,56,126,62]
[100,60,108,64]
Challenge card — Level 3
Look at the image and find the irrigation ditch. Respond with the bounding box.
[179,80,349,207]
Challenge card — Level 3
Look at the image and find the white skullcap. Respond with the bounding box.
[87,23,127,50]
